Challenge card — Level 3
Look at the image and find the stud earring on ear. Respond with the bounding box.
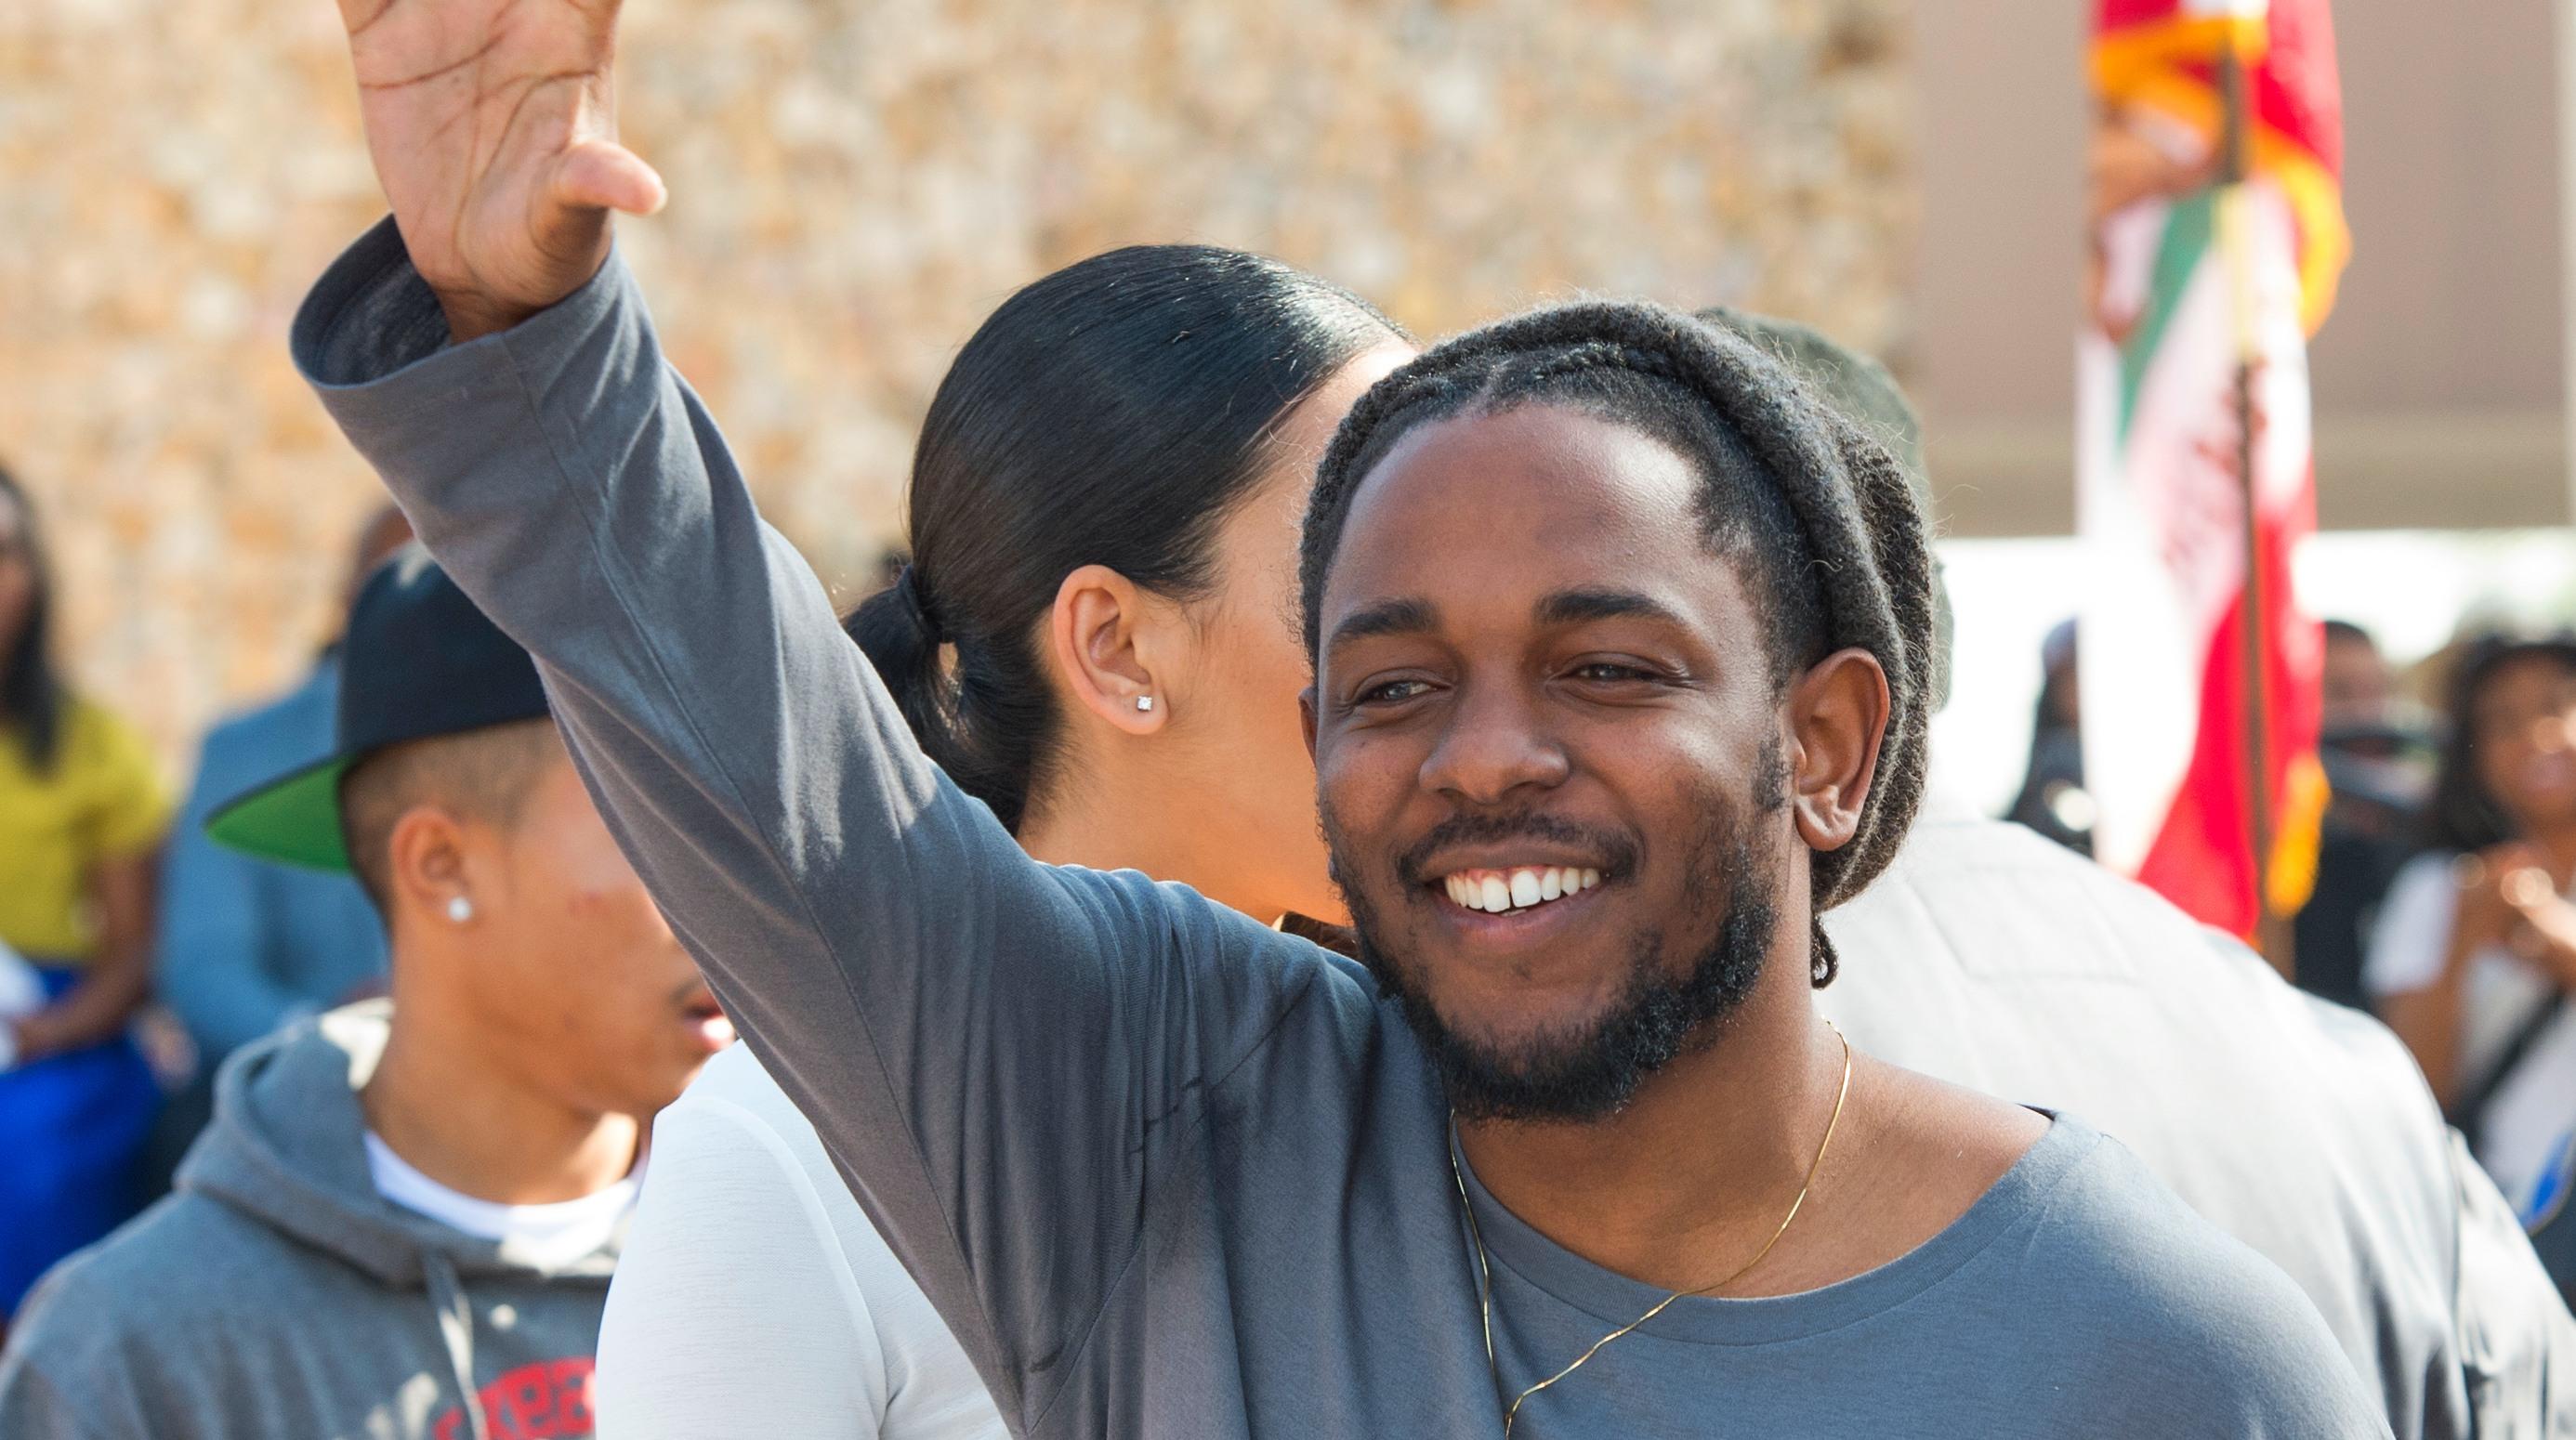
[1136,696,1155,713]
[446,896,474,924]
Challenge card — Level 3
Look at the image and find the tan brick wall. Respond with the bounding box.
[0,0,1913,769]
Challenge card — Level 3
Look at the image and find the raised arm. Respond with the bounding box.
[299,2,1330,1423]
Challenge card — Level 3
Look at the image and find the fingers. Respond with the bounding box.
[2496,840,2551,871]
[552,138,667,218]
[2501,866,2558,912]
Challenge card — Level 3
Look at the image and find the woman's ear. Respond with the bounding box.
[1046,564,1171,737]
[1783,648,1891,853]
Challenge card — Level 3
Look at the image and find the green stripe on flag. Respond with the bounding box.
[2117,187,2216,450]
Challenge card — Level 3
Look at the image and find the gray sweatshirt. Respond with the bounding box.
[290,220,2386,1438]
[0,1006,617,1440]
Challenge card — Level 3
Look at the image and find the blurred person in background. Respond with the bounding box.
[595,246,1411,1440]
[2296,619,2433,1013]
[2536,1136,2575,1305]
[2002,618,2093,856]
[1715,316,2575,1433]
[2323,616,2397,727]
[145,504,414,1175]
[0,463,174,1329]
[0,551,729,1437]
[2368,634,2576,1231]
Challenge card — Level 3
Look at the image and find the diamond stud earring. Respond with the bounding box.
[446,896,474,924]
[1136,696,1155,713]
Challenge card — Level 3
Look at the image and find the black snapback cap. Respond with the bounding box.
[207,543,549,871]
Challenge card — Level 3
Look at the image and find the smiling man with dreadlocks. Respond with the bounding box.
[287,6,2379,1429]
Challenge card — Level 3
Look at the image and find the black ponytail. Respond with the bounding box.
[846,563,986,799]
[848,245,1403,832]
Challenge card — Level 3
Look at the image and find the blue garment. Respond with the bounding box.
[155,656,386,1066]
[0,966,160,1315]
[2535,1134,2576,1309]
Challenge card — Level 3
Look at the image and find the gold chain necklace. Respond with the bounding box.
[1448,1026,1854,1437]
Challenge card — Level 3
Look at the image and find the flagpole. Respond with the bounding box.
[2216,35,2294,977]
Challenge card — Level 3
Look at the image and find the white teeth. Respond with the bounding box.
[1441,866,1606,913]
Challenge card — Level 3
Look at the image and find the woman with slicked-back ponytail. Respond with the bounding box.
[842,245,1407,850]
[598,246,1413,1440]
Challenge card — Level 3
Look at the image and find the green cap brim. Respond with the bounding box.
[205,756,356,873]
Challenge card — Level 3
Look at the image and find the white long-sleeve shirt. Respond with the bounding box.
[595,1044,1005,1439]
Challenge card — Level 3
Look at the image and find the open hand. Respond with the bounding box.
[2493,857,2576,988]
[338,0,666,340]
[2454,844,2545,951]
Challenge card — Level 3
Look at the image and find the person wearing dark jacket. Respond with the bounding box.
[153,504,412,1071]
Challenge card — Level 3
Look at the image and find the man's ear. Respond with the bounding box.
[1299,686,1321,763]
[386,804,474,924]
[1045,564,1170,737]
[1782,648,1890,853]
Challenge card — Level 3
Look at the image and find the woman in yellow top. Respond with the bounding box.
[0,464,173,1322]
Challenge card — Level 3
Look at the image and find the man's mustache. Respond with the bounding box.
[1389,809,1642,888]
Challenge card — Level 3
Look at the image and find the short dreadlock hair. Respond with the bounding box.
[1295,300,1935,987]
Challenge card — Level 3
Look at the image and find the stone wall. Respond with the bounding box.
[0,0,1913,766]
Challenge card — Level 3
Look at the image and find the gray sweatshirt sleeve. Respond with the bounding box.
[292,219,1330,1425]
[0,1356,113,1440]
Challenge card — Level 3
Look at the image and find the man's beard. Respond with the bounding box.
[1327,774,1783,1125]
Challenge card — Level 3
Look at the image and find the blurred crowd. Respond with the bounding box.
[2004,611,2576,1250]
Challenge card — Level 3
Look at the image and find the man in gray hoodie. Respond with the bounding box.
[0,551,732,1440]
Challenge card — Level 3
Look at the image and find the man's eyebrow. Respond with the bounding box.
[1327,596,1439,648]
[1535,588,1688,628]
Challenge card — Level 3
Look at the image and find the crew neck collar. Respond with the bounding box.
[1452,1110,2093,1347]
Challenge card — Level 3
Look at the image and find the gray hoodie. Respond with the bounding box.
[0,1005,620,1440]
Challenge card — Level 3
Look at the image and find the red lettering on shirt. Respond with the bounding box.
[432,1357,597,1440]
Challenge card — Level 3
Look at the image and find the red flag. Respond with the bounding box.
[2079,0,2346,938]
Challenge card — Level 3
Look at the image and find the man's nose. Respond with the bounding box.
[1418,682,1571,805]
